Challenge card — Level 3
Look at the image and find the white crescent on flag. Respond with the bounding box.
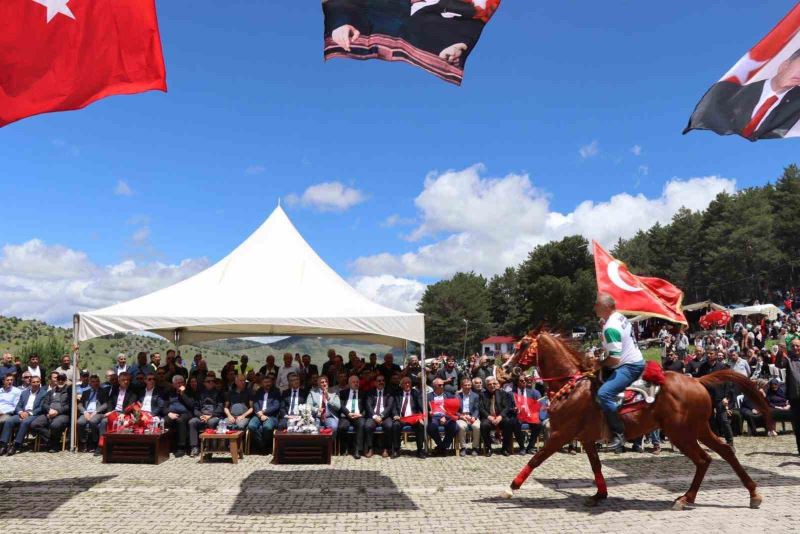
[608,260,642,293]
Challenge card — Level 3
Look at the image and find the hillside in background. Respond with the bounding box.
[0,316,401,375]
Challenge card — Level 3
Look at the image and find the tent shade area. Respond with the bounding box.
[75,206,425,346]
[727,304,784,321]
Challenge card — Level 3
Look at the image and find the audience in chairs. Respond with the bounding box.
[479,376,516,456]
[427,378,457,456]
[308,375,340,439]
[225,374,253,431]
[77,374,108,454]
[364,374,395,458]
[456,377,481,456]
[249,374,281,454]
[393,377,426,459]
[338,374,366,459]
[0,373,34,455]
[164,375,194,457]
[188,379,225,457]
[30,373,71,452]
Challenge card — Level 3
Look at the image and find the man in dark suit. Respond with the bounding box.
[298,354,319,389]
[479,376,516,456]
[188,382,225,457]
[364,374,395,458]
[455,377,481,456]
[77,374,108,453]
[30,374,71,452]
[1,375,46,455]
[378,353,402,382]
[138,374,165,417]
[392,376,426,458]
[338,374,366,458]
[427,378,457,456]
[686,48,800,140]
[248,374,281,454]
[100,372,139,441]
[277,372,308,430]
[163,375,194,457]
[509,375,542,455]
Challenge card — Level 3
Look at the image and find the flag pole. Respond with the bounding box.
[70,314,80,452]
[420,343,429,451]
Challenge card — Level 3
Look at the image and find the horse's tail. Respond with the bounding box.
[697,370,773,430]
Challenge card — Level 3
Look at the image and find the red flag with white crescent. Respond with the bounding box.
[0,0,167,127]
[593,241,687,325]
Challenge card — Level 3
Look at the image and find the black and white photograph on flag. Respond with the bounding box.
[685,3,800,141]
[321,0,501,85]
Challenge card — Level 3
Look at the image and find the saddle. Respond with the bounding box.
[604,361,665,412]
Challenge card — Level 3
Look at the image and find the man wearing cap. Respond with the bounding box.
[76,370,92,396]
[31,373,71,452]
[77,374,108,453]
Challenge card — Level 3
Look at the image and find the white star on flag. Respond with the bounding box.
[32,0,75,23]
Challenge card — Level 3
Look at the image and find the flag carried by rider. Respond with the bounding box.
[592,241,687,325]
[0,0,167,127]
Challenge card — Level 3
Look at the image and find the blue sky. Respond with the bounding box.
[2,1,800,323]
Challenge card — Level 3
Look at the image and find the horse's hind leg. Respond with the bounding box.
[698,424,762,508]
[665,434,712,510]
[582,440,608,507]
[502,430,573,498]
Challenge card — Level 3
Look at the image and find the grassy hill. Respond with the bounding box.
[0,316,401,375]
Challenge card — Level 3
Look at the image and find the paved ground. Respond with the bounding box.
[0,435,798,533]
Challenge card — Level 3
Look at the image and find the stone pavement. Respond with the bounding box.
[0,435,798,533]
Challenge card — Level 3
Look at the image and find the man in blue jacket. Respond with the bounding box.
[163,375,194,457]
[455,377,481,456]
[1,375,45,455]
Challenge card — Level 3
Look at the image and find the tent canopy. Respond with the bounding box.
[76,206,424,346]
[683,300,727,312]
[727,304,784,321]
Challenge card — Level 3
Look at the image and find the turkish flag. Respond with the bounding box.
[593,241,687,325]
[0,0,167,127]
[513,393,540,425]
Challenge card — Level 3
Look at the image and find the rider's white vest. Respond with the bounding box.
[602,312,644,368]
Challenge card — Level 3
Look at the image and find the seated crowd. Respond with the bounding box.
[0,349,550,459]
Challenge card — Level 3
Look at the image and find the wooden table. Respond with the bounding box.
[103,430,171,464]
[199,431,244,464]
[273,431,333,465]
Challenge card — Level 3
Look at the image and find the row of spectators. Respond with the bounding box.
[0,349,550,459]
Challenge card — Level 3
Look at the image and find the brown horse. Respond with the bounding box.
[500,332,774,510]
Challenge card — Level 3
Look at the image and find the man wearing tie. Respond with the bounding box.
[138,374,165,418]
[278,373,307,429]
[298,354,319,389]
[77,374,108,453]
[338,374,366,459]
[248,374,281,454]
[99,372,138,442]
[455,377,481,456]
[364,374,395,458]
[393,376,426,459]
[307,376,340,438]
[510,374,542,455]
[479,376,516,456]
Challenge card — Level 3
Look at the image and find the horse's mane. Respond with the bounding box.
[541,332,594,373]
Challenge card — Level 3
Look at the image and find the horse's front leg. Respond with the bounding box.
[501,430,573,498]
[582,440,608,507]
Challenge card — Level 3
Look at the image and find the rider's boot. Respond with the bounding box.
[604,410,626,453]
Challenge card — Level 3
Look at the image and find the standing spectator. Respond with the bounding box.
[473,355,494,386]
[1,375,46,455]
[675,329,689,360]
[77,374,107,453]
[129,352,150,378]
[435,357,460,395]
[276,353,299,392]
[321,349,337,378]
[728,350,751,377]
[698,351,735,449]
[113,353,129,375]
[455,377,481,456]
[22,354,45,382]
[0,353,16,381]
[402,355,423,389]
[148,353,162,374]
[777,338,800,454]
[377,353,401,382]
[30,373,71,452]
[364,353,379,372]
[663,351,685,373]
[297,354,319,388]
[75,370,91,396]
[236,355,253,376]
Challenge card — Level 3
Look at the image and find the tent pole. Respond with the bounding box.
[70,315,80,452]
[420,343,429,451]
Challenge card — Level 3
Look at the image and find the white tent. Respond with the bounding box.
[727,304,784,321]
[74,206,425,346]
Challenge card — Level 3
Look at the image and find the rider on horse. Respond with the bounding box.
[594,292,645,452]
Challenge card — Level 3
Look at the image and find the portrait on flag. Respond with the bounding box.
[685,4,800,141]
[321,0,501,85]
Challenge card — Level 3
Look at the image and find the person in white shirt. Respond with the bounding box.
[276,353,299,392]
[113,353,129,375]
[307,376,341,438]
[338,375,365,459]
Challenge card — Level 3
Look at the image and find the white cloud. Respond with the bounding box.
[353,165,736,279]
[381,214,415,228]
[285,181,366,212]
[245,165,266,175]
[351,275,427,313]
[631,145,642,156]
[114,179,133,196]
[0,240,208,326]
[579,140,599,159]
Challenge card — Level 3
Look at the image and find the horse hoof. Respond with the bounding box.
[750,494,763,509]
[672,497,688,511]
[584,494,606,507]
[500,488,514,499]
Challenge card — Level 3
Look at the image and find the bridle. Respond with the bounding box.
[513,333,594,401]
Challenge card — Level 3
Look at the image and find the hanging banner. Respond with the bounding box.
[684,3,800,141]
[322,0,501,85]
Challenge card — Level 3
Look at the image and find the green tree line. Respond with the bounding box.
[417,164,800,354]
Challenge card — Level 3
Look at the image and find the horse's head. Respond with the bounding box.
[503,331,539,375]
